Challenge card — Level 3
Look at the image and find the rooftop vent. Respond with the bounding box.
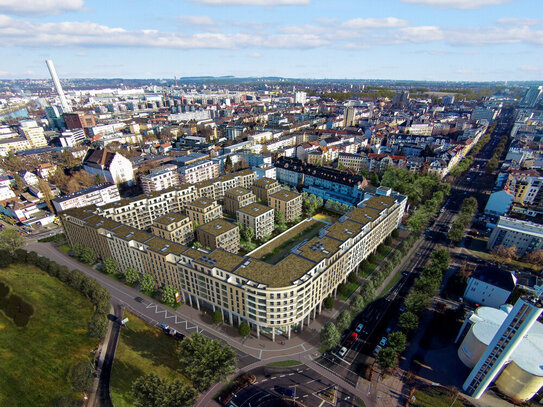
[126,232,134,238]
[215,224,222,229]
[201,256,217,265]
[160,244,170,252]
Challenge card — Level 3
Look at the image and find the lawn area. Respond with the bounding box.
[339,281,360,301]
[267,360,302,367]
[411,386,473,407]
[0,264,98,406]
[110,312,191,407]
[378,270,402,298]
[58,244,70,255]
[359,263,377,278]
[467,248,540,272]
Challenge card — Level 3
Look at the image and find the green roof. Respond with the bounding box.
[225,187,252,198]
[184,247,244,272]
[145,236,187,256]
[153,212,189,226]
[237,203,273,217]
[269,190,301,202]
[346,207,380,225]
[197,219,238,236]
[236,254,315,288]
[188,197,218,209]
[295,236,342,263]
[111,224,151,243]
[325,220,364,241]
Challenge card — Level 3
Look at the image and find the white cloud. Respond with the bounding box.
[341,17,409,29]
[496,17,542,26]
[177,15,215,26]
[400,0,513,9]
[76,51,87,56]
[0,0,83,15]
[519,65,542,73]
[398,26,444,43]
[250,52,262,57]
[190,0,309,5]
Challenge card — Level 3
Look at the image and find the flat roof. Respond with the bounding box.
[364,195,396,212]
[188,197,218,209]
[269,190,301,202]
[145,236,186,256]
[111,224,151,243]
[184,247,244,272]
[296,236,342,263]
[236,253,315,288]
[225,187,252,198]
[197,218,237,236]
[325,220,365,241]
[346,207,380,225]
[85,214,120,230]
[153,212,189,226]
[237,203,273,217]
[253,177,278,187]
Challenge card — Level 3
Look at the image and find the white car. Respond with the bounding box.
[379,337,387,347]
[338,347,348,358]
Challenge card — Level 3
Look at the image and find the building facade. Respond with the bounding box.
[252,177,282,205]
[237,203,274,240]
[178,160,220,184]
[151,212,193,245]
[269,190,302,223]
[487,216,543,257]
[52,184,120,213]
[196,219,240,253]
[224,187,256,215]
[83,149,134,185]
[186,198,222,225]
[141,164,180,194]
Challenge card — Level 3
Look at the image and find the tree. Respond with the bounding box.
[405,292,430,315]
[70,362,93,393]
[54,396,81,407]
[448,224,464,244]
[376,347,397,370]
[132,373,166,407]
[431,249,450,271]
[492,245,518,263]
[387,331,407,353]
[212,310,223,324]
[140,273,155,293]
[125,267,139,285]
[241,226,254,243]
[384,236,392,246]
[88,312,108,338]
[166,379,197,407]
[37,178,55,213]
[0,229,25,253]
[336,310,352,332]
[275,210,286,227]
[80,247,96,265]
[524,249,543,265]
[399,312,419,333]
[320,322,341,349]
[162,285,177,307]
[239,321,250,337]
[347,272,358,284]
[178,332,236,390]
[337,283,349,296]
[350,295,365,313]
[323,296,335,309]
[224,155,234,173]
[102,258,118,275]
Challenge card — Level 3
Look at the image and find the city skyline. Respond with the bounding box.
[0,0,542,81]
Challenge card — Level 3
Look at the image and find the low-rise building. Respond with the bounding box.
[463,265,516,308]
[52,184,120,213]
[83,149,134,185]
[151,212,193,245]
[237,203,274,240]
[252,177,282,204]
[186,197,222,225]
[269,190,302,223]
[224,187,256,215]
[196,219,239,253]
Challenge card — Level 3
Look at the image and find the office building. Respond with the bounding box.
[52,184,120,213]
[224,187,256,215]
[269,190,302,223]
[186,197,222,225]
[237,203,274,240]
[18,121,47,148]
[196,218,240,253]
[151,212,193,245]
[487,216,543,257]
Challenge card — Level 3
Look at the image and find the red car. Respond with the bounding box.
[346,332,358,345]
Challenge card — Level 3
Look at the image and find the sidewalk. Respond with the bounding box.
[87,309,114,407]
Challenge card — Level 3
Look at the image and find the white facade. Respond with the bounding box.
[60,129,86,147]
[52,184,120,213]
[488,216,543,257]
[463,271,516,309]
[141,165,180,194]
[0,186,15,201]
[178,161,219,184]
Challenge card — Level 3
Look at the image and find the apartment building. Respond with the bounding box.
[487,216,543,257]
[178,160,219,184]
[60,192,406,340]
[52,184,120,213]
[194,180,217,201]
[237,203,274,240]
[18,122,48,148]
[196,219,240,253]
[338,152,365,171]
[235,169,257,189]
[224,187,256,215]
[214,174,239,201]
[151,212,193,245]
[186,197,222,225]
[141,164,179,194]
[269,190,302,223]
[252,177,282,204]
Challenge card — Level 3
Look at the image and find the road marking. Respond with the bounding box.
[280,375,285,378]
[301,343,306,351]
[258,350,262,359]
[288,373,294,376]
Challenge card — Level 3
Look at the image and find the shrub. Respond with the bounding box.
[66,269,85,291]
[391,229,400,239]
[384,236,392,246]
[337,283,349,296]
[88,312,108,338]
[14,312,30,327]
[26,251,39,265]
[212,310,223,324]
[239,321,250,337]
[324,296,335,309]
[71,362,93,392]
[347,272,358,284]
[13,249,28,263]
[0,281,9,298]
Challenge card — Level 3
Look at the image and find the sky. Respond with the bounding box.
[0,0,542,81]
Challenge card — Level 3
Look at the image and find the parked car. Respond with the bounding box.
[174,332,185,341]
[346,332,358,345]
[355,323,364,333]
[379,337,387,347]
[134,296,144,303]
[158,323,169,331]
[338,346,348,358]
[373,345,382,356]
[275,386,294,397]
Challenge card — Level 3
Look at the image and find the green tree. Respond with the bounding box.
[347,272,358,284]
[384,236,392,246]
[336,310,352,332]
[239,321,250,337]
[54,396,80,407]
[323,296,335,309]
[275,210,286,227]
[241,226,254,243]
[387,331,407,353]
[0,229,25,253]
[212,310,223,324]
[405,292,430,314]
[162,285,177,307]
[431,249,450,271]
[448,224,464,244]
[178,332,236,390]
[102,257,118,275]
[132,373,166,407]
[88,312,108,338]
[399,312,419,333]
[80,247,96,265]
[376,347,397,370]
[224,155,234,173]
[140,273,155,293]
[350,295,365,313]
[320,322,341,349]
[70,362,93,393]
[125,267,139,285]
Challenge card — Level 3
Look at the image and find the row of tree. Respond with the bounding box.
[301,192,324,217]
[486,135,509,173]
[448,197,478,244]
[324,200,354,215]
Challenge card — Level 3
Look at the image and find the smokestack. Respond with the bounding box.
[45,59,72,113]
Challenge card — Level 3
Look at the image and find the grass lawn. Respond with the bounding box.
[260,221,323,264]
[110,312,191,407]
[0,264,98,406]
[267,360,302,367]
[378,270,402,298]
[467,248,540,272]
[359,263,377,278]
[58,244,70,255]
[339,281,360,301]
[411,386,473,407]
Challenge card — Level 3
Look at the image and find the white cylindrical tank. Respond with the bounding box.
[496,361,543,401]
[457,326,487,368]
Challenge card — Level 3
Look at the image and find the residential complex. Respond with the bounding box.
[252,177,282,205]
[60,192,406,338]
[52,183,120,213]
[151,212,194,246]
[268,190,302,223]
[237,203,274,240]
[141,164,180,194]
[178,160,219,184]
[186,197,222,225]
[224,187,256,215]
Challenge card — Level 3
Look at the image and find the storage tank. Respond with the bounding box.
[458,327,487,368]
[496,361,543,401]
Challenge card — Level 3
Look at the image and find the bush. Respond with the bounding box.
[14,312,30,327]
[337,283,349,296]
[0,281,9,298]
[239,321,250,337]
[71,362,93,393]
[324,296,335,309]
[384,236,392,246]
[88,312,108,338]
[391,229,400,239]
[347,272,358,284]
[212,310,223,324]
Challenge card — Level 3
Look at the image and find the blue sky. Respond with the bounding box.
[0,0,542,81]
